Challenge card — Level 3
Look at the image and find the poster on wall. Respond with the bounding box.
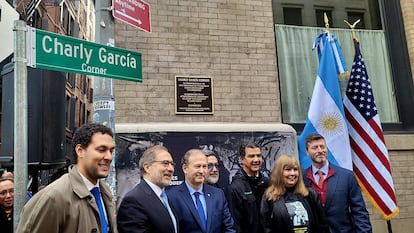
[115,123,297,207]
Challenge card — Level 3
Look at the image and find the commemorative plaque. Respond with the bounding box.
[175,76,214,114]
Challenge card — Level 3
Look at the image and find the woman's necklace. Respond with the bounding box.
[5,209,12,220]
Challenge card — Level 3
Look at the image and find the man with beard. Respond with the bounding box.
[117,145,178,233]
[16,123,117,233]
[167,149,235,233]
[205,152,220,187]
[303,133,372,233]
[225,142,268,233]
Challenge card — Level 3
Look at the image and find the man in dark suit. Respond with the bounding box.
[167,149,235,233]
[117,145,178,233]
[303,133,372,233]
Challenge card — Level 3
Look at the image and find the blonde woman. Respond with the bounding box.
[260,155,329,233]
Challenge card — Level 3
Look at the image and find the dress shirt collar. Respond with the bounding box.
[312,161,329,176]
[79,172,100,191]
[144,178,164,200]
[185,181,204,196]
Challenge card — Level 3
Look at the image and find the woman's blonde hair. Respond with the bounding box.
[264,155,309,202]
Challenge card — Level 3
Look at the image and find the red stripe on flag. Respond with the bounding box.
[367,117,386,142]
[353,165,394,216]
[345,108,392,172]
[349,135,397,204]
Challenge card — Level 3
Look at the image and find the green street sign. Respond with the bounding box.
[27,27,142,82]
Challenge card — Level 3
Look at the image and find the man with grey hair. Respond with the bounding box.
[117,145,178,233]
[205,152,220,187]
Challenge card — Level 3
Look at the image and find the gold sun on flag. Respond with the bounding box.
[318,112,343,136]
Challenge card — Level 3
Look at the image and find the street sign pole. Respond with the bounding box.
[13,20,28,231]
[94,0,117,195]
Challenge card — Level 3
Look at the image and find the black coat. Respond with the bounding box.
[117,180,177,233]
[260,189,330,233]
[0,208,12,233]
[225,169,268,233]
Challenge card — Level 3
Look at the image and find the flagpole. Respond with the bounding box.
[344,19,394,233]
[344,19,361,43]
[387,220,393,233]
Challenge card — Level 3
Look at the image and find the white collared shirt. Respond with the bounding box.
[79,173,108,221]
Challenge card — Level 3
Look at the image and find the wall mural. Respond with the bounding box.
[115,130,296,207]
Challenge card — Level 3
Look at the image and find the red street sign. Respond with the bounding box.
[113,0,151,32]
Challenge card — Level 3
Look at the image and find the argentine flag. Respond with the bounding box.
[298,33,353,171]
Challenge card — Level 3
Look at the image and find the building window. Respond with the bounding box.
[272,0,414,131]
[347,11,365,29]
[283,7,303,26]
[315,9,333,27]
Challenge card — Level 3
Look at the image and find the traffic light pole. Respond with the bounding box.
[93,1,117,194]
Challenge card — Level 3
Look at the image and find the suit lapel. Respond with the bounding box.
[179,183,205,232]
[325,166,337,208]
[142,180,175,232]
[204,185,213,232]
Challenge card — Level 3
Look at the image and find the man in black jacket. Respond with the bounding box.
[225,142,268,233]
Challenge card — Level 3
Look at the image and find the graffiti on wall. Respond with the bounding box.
[115,130,296,207]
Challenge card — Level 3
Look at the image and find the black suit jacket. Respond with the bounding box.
[117,179,177,233]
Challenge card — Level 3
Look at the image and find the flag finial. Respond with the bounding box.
[324,13,330,32]
[344,19,361,43]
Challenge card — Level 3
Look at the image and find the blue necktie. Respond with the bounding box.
[161,191,178,233]
[194,192,206,231]
[91,187,108,233]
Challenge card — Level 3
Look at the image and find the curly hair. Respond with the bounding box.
[264,155,309,202]
[72,123,113,162]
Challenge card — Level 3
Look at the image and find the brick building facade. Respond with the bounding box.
[114,1,414,232]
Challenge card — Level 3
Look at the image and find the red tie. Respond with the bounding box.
[317,170,325,187]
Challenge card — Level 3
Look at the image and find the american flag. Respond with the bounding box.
[343,43,399,219]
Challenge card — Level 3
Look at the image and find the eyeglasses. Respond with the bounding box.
[0,189,14,196]
[208,163,219,170]
[152,160,176,167]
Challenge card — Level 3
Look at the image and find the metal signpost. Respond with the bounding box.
[13,21,143,230]
[13,20,28,232]
[113,0,151,32]
[26,27,143,82]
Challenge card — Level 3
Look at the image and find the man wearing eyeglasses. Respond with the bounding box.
[117,145,178,233]
[205,152,220,188]
[0,174,14,233]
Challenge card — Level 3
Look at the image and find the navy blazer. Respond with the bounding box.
[303,164,372,233]
[117,180,177,233]
[167,182,236,233]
